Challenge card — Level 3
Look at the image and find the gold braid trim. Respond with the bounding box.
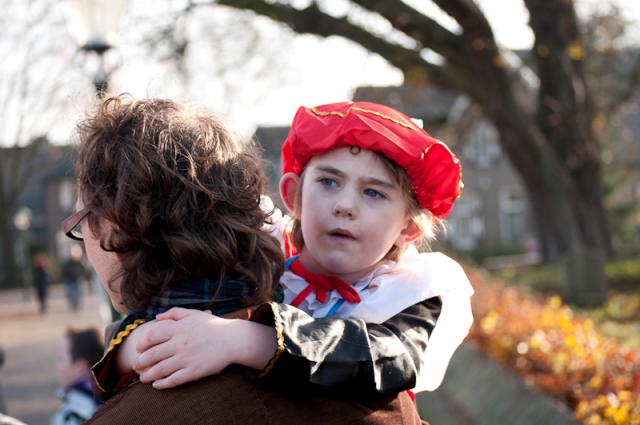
[310,107,345,118]
[255,302,285,379]
[310,106,415,130]
[108,318,148,352]
[91,318,147,395]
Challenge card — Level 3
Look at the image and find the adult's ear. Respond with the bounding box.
[394,219,423,248]
[279,172,301,214]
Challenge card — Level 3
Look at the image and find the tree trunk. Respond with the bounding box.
[0,203,19,289]
[524,0,614,259]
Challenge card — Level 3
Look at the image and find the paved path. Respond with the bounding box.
[0,284,110,425]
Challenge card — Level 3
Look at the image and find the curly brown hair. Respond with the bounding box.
[74,94,284,310]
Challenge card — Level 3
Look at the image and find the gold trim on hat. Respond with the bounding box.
[310,106,416,130]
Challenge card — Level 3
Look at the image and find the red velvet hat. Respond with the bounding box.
[281,101,463,220]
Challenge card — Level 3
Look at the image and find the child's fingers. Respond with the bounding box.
[138,356,182,384]
[134,336,176,371]
[136,321,175,353]
[155,307,212,321]
[151,368,206,390]
[154,307,190,321]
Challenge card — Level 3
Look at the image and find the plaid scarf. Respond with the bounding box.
[110,274,284,341]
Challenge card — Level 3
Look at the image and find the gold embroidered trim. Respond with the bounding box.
[91,368,108,394]
[310,107,345,118]
[255,302,285,379]
[108,318,147,352]
[310,106,415,130]
[91,318,148,394]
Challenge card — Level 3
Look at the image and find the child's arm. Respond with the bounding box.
[252,297,441,395]
[115,309,277,388]
[132,297,441,395]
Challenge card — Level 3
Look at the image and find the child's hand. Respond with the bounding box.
[133,307,277,390]
[133,308,224,388]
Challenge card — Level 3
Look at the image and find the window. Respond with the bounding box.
[448,191,484,250]
[499,186,527,244]
[463,120,501,169]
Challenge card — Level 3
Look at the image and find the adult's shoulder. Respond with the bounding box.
[85,366,424,425]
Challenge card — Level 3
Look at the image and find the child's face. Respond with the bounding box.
[296,147,415,283]
[57,338,87,391]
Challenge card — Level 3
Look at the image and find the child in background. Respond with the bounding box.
[124,101,474,396]
[51,328,103,425]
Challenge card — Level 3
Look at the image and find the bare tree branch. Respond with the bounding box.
[209,0,463,91]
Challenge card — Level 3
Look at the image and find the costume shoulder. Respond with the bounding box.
[349,246,473,324]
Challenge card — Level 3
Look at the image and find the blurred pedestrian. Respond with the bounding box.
[33,252,52,314]
[90,269,120,326]
[62,245,86,312]
[50,328,104,425]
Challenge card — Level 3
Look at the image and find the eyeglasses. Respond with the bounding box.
[61,207,91,241]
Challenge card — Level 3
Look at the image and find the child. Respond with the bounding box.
[51,328,104,425]
[127,101,474,396]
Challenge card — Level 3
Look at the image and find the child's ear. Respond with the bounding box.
[279,172,300,214]
[394,220,423,247]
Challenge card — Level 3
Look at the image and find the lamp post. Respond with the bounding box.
[66,0,126,322]
[67,0,127,97]
[13,207,32,300]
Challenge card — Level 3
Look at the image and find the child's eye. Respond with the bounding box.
[319,178,337,188]
[364,189,385,199]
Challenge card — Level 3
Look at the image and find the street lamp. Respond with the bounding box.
[67,0,127,97]
[13,207,32,299]
[67,1,126,322]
